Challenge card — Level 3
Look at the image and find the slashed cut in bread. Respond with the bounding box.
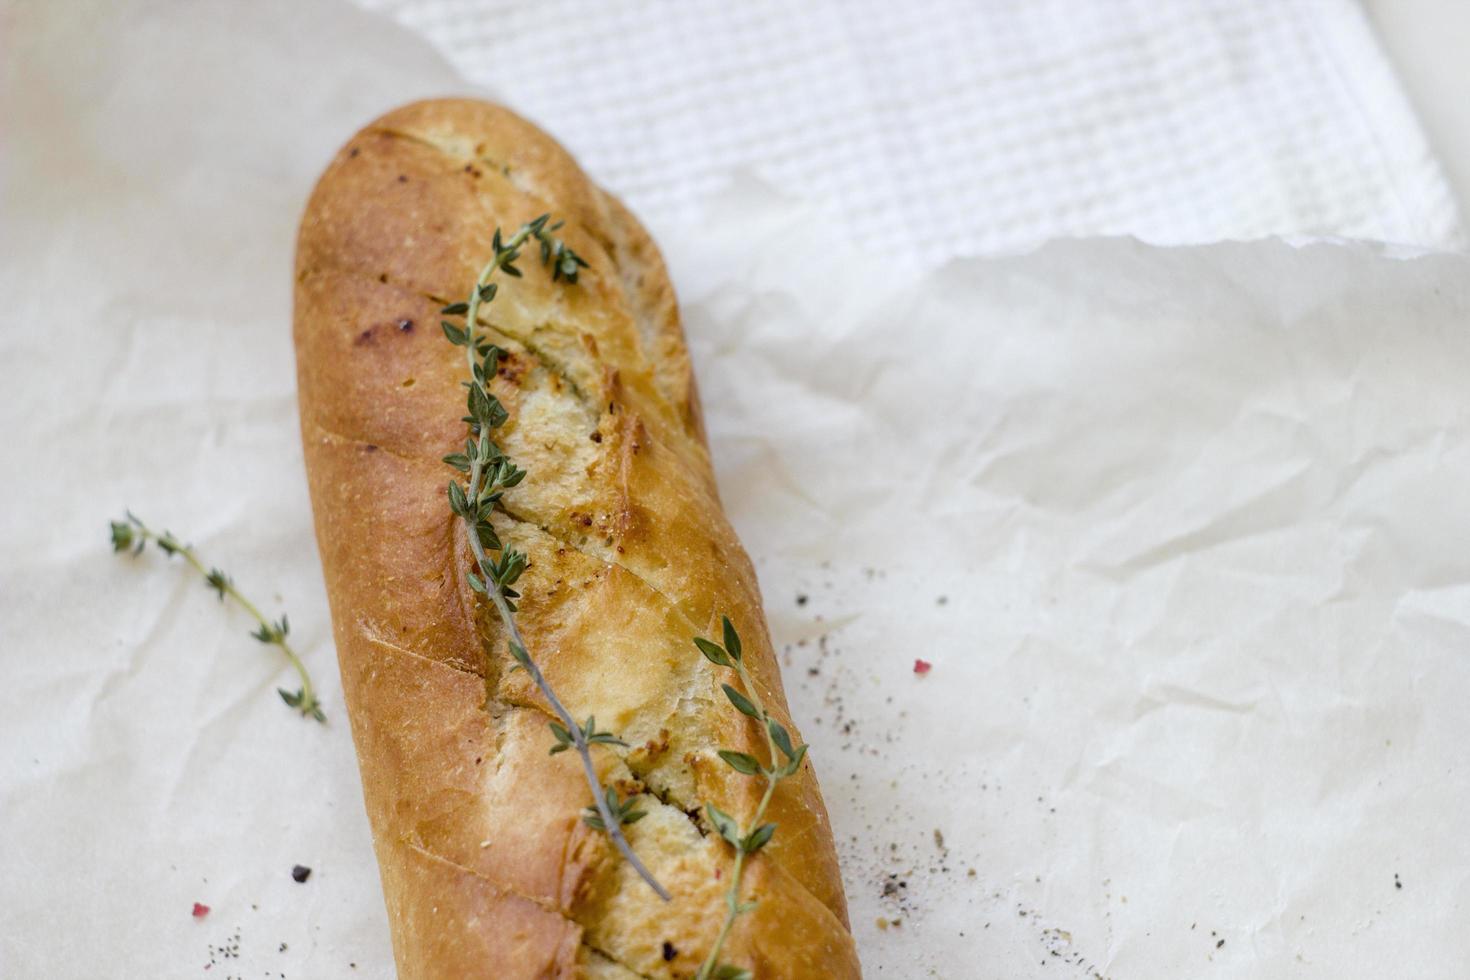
[294,99,860,978]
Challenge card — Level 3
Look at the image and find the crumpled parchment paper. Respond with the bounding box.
[2,1,1468,978]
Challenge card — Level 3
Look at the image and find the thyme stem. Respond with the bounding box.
[700,772,778,980]
[488,578,671,900]
[111,514,324,722]
[451,223,669,901]
[697,656,777,980]
[692,619,809,980]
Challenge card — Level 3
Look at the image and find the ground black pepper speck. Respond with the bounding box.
[777,561,1122,979]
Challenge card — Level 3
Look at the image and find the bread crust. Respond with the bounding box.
[294,99,858,979]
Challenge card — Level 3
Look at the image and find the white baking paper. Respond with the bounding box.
[2,2,1468,979]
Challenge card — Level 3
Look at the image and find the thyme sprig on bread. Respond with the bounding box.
[448,214,816,961]
[693,618,809,980]
[439,215,670,901]
[109,513,325,721]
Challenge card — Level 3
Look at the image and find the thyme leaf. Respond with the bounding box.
[692,619,808,979]
[109,513,325,723]
[441,216,668,901]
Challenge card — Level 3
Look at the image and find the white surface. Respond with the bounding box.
[354,0,1467,259]
[684,193,1470,979]
[4,2,1470,979]
[0,2,458,977]
[1363,0,1470,223]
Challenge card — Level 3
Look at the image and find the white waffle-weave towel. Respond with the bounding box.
[350,0,1466,263]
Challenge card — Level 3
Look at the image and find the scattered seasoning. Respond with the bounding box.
[1395,873,1403,890]
[1216,939,1225,949]
[192,902,210,919]
[397,318,414,332]
[796,594,809,606]
[784,562,1115,978]
[662,941,677,961]
[589,431,603,443]
[204,926,243,968]
[291,865,312,883]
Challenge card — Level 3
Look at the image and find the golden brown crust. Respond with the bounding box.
[295,98,857,979]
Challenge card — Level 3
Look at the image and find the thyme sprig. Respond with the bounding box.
[441,215,669,901]
[109,512,325,722]
[694,617,808,980]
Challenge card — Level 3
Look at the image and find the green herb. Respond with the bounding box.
[693,617,807,980]
[582,785,648,831]
[109,512,325,722]
[441,216,669,901]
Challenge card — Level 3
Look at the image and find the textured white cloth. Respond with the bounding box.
[352,0,1466,262]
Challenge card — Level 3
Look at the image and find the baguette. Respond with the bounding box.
[294,99,860,979]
